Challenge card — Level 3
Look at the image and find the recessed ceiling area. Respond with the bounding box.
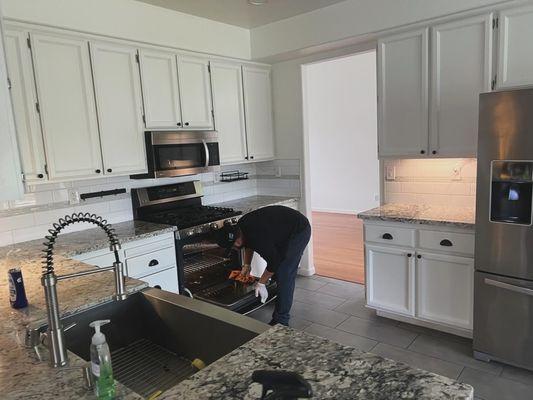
[134,0,347,28]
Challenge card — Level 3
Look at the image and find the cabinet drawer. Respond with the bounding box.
[365,224,415,247]
[126,246,176,279]
[124,235,175,258]
[142,267,179,293]
[79,252,116,268]
[418,229,474,256]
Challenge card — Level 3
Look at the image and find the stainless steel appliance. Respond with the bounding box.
[131,181,277,314]
[474,88,533,370]
[131,131,220,179]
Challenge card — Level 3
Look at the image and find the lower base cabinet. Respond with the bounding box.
[363,221,474,336]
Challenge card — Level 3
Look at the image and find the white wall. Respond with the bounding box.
[1,0,251,59]
[251,0,518,61]
[306,52,379,214]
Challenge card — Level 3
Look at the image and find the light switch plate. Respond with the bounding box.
[68,189,80,205]
[386,166,396,181]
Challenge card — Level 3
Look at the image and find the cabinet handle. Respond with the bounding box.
[420,150,426,155]
[407,253,412,258]
[95,169,101,174]
[440,239,453,247]
[154,285,162,289]
[382,233,393,240]
[250,155,254,160]
[177,122,182,127]
[37,173,44,179]
[417,254,422,259]
[107,168,112,173]
[184,122,190,126]
[432,150,437,155]
[245,156,249,160]
[148,259,159,267]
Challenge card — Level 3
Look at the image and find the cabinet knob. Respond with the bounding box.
[154,285,162,289]
[417,254,422,259]
[245,156,249,160]
[420,150,426,155]
[250,155,254,160]
[407,253,412,258]
[382,233,393,240]
[148,259,159,267]
[107,168,112,173]
[184,122,190,126]
[432,150,437,155]
[37,173,44,179]
[95,169,101,174]
[440,239,453,247]
[177,122,182,126]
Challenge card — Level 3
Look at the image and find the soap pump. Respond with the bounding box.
[89,320,115,400]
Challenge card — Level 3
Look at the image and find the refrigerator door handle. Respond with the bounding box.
[484,278,533,297]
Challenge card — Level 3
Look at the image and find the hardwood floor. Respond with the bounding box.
[311,211,365,284]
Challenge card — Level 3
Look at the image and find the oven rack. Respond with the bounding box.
[183,253,229,275]
[182,242,221,257]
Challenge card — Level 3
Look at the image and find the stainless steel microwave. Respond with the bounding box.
[131,131,220,179]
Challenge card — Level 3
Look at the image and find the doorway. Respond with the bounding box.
[302,51,380,284]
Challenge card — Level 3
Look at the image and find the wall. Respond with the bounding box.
[251,0,518,61]
[1,0,250,59]
[306,52,379,214]
[383,159,477,208]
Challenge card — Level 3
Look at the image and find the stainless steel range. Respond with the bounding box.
[131,181,277,314]
[474,88,533,370]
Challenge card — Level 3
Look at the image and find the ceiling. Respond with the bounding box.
[134,0,347,28]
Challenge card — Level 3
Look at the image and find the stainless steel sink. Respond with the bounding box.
[55,288,268,398]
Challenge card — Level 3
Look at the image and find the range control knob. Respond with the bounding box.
[209,223,219,230]
[224,219,233,226]
[231,217,239,224]
[187,230,195,237]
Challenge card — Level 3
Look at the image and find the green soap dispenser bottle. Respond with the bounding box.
[89,320,116,400]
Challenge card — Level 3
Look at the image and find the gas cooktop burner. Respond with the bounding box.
[148,205,241,229]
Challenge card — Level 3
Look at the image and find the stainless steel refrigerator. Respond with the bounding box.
[474,88,533,370]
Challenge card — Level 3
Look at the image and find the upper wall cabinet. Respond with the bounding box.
[30,32,103,180]
[242,65,275,161]
[210,60,248,164]
[4,28,47,182]
[497,6,533,88]
[177,55,214,130]
[378,29,429,157]
[138,49,182,129]
[89,41,147,176]
[430,14,492,157]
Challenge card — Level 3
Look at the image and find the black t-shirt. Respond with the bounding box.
[238,205,310,273]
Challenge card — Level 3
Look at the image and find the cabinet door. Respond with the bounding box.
[142,268,179,294]
[210,61,248,164]
[378,29,429,157]
[242,65,275,161]
[4,29,47,182]
[498,6,533,88]
[416,252,474,330]
[138,49,182,129]
[90,42,147,176]
[177,55,213,129]
[430,15,492,157]
[30,33,103,180]
[366,244,415,316]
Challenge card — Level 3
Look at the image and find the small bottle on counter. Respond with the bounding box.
[8,267,28,309]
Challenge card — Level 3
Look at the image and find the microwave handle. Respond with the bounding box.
[202,140,209,167]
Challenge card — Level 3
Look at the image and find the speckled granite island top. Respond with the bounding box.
[0,220,175,399]
[162,325,473,400]
[358,204,475,229]
[212,195,299,214]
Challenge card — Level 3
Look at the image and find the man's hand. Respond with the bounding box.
[254,282,268,303]
[240,264,251,277]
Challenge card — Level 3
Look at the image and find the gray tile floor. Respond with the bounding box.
[248,275,533,400]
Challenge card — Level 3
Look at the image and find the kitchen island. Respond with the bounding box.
[0,218,473,399]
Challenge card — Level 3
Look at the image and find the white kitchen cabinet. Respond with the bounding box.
[366,244,415,316]
[210,61,248,164]
[430,14,492,157]
[497,6,533,88]
[242,65,275,161]
[416,252,474,330]
[89,41,147,176]
[30,32,103,180]
[4,28,47,182]
[138,49,182,129]
[0,19,23,200]
[142,268,179,292]
[177,55,214,130]
[378,28,429,157]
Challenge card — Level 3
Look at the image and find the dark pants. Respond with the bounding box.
[271,225,312,326]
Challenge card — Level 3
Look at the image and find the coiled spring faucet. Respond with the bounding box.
[41,213,127,368]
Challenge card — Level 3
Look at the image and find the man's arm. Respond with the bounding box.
[240,247,254,276]
[258,269,274,285]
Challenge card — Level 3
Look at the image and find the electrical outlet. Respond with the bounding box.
[386,166,396,181]
[452,166,462,181]
[374,194,380,202]
[275,166,282,178]
[68,189,80,205]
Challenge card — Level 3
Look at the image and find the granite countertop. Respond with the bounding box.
[213,195,299,214]
[0,220,175,399]
[163,325,473,400]
[358,204,475,229]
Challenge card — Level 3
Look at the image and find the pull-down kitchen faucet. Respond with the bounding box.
[41,213,127,368]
